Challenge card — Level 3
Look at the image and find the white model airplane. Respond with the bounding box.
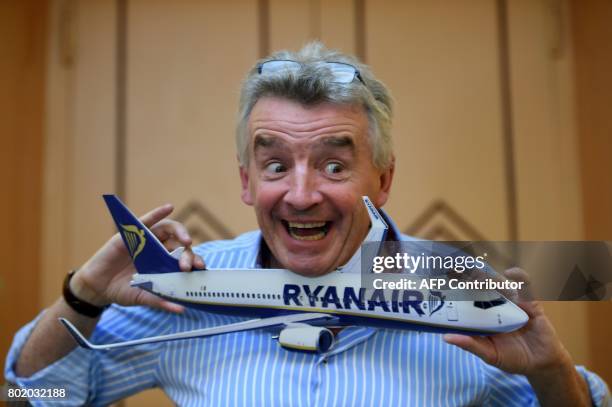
[60,195,528,353]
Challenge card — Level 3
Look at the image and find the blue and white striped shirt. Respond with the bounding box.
[5,216,610,406]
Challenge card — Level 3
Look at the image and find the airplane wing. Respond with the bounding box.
[59,312,335,350]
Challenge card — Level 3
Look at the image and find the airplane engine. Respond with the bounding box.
[278,326,334,353]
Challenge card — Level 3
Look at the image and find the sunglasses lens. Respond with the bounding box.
[259,61,359,84]
[260,60,300,74]
[326,63,357,83]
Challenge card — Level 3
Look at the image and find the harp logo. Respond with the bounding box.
[428,290,445,316]
[120,224,146,260]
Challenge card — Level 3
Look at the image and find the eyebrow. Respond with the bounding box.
[253,134,355,154]
[253,135,283,151]
[317,135,355,149]
[253,135,278,150]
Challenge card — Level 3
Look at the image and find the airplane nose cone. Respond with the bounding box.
[504,302,529,332]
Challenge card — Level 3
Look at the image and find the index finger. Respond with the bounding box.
[503,267,534,303]
[140,203,174,228]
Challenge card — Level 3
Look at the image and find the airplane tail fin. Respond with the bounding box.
[103,195,179,274]
[337,196,388,273]
[362,196,388,243]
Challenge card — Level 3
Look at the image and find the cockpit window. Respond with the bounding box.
[473,297,507,309]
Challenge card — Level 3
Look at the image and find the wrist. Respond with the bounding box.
[63,270,110,318]
[526,351,590,406]
[525,347,573,380]
[63,270,110,312]
[69,268,109,307]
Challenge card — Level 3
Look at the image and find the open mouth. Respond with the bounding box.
[282,220,331,241]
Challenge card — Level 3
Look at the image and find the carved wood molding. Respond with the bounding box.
[174,201,234,244]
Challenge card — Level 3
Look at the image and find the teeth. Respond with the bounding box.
[288,221,326,228]
[289,230,326,241]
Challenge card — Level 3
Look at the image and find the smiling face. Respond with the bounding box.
[239,96,394,276]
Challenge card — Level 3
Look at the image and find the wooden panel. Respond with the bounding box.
[40,0,73,307]
[269,0,312,51]
[320,0,355,54]
[124,3,258,403]
[571,0,612,386]
[0,0,46,364]
[572,1,612,240]
[367,0,594,369]
[268,0,355,53]
[41,0,117,307]
[509,0,583,241]
[367,0,509,240]
[67,0,118,274]
[126,0,259,238]
[507,0,589,366]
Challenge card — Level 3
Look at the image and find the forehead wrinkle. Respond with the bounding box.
[251,114,362,135]
[251,122,362,145]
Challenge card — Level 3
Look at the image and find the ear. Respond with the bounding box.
[374,156,395,207]
[239,165,254,206]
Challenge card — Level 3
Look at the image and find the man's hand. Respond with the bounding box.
[70,203,206,313]
[443,268,590,406]
[15,203,205,378]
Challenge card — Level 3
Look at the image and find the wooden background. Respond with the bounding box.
[2,0,610,405]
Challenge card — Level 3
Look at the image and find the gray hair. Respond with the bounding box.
[236,41,394,170]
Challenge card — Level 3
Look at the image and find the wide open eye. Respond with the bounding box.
[265,162,287,174]
[324,162,344,175]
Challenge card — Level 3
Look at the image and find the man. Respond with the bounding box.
[5,42,609,406]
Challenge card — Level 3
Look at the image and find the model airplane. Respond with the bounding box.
[60,195,528,353]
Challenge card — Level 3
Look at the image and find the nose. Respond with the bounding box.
[283,165,323,211]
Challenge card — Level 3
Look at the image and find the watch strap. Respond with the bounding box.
[62,270,108,318]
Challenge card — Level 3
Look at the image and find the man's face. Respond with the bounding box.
[240,96,393,276]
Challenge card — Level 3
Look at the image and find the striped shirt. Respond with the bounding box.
[5,214,610,406]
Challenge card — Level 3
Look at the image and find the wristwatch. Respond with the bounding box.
[62,270,109,318]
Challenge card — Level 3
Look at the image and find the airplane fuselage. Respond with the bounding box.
[60,195,529,352]
[132,269,527,334]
